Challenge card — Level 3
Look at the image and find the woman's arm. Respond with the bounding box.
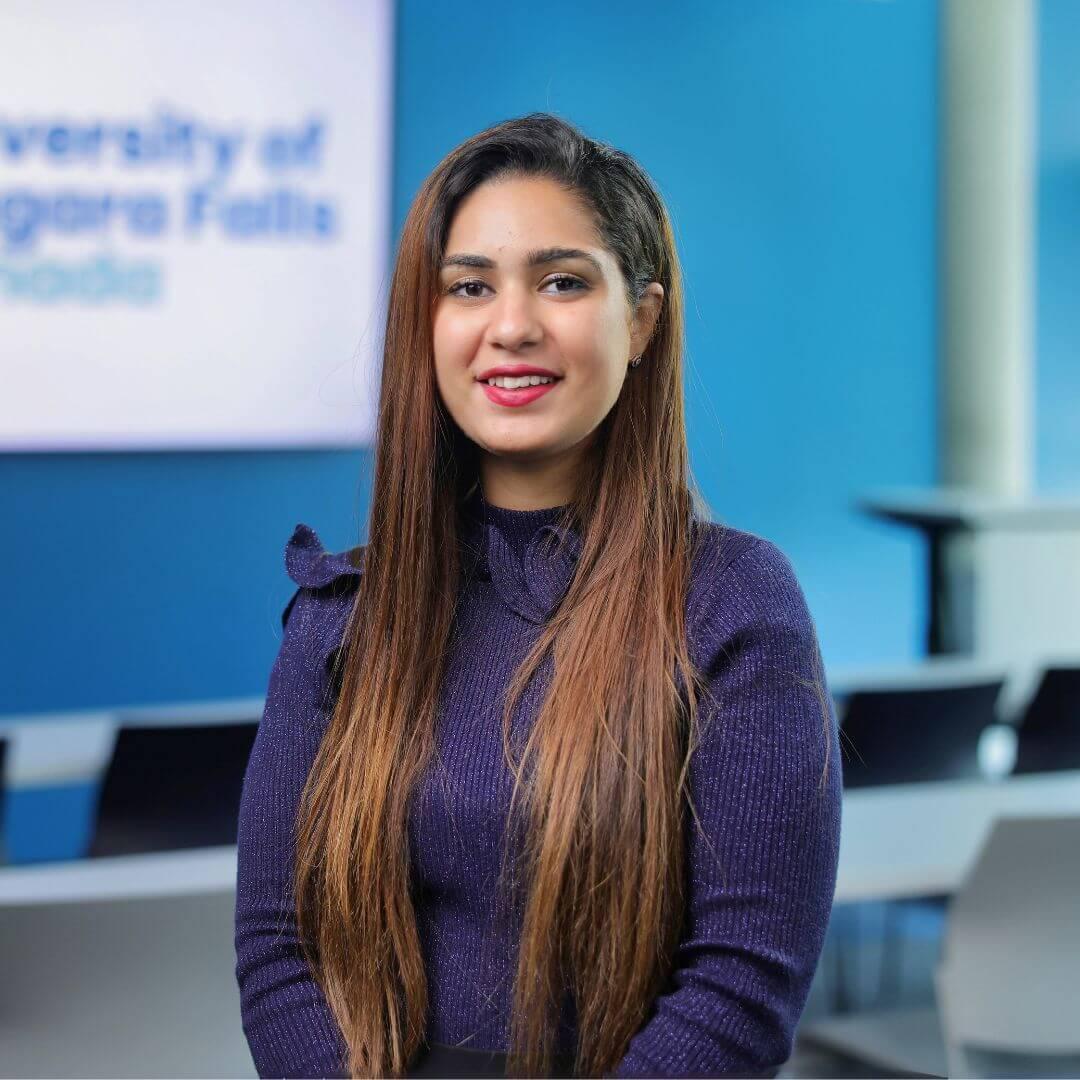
[612,536,842,1078]
[234,585,352,1079]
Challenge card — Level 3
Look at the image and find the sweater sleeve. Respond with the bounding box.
[612,536,842,1078]
[234,585,352,1079]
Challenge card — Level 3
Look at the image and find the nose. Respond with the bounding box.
[484,281,542,352]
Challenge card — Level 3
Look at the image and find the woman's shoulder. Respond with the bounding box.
[689,518,795,594]
[279,522,365,637]
[688,518,763,581]
[285,523,365,590]
[687,518,818,653]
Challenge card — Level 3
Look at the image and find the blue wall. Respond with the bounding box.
[1,450,370,711]
[9,0,1074,718]
[1037,0,1080,494]
[394,0,941,669]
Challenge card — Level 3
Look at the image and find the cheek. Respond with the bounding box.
[432,307,477,363]
[560,303,625,366]
[432,300,488,358]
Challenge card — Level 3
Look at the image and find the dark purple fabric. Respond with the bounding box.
[234,489,842,1078]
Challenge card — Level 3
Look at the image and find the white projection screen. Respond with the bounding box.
[0,0,394,451]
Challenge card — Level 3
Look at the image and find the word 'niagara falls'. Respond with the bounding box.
[0,109,340,255]
[2,186,335,252]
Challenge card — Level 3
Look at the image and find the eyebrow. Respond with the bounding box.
[439,246,605,276]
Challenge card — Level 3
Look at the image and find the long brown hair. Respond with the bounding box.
[293,112,716,1078]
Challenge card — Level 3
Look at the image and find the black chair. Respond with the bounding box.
[87,721,259,857]
[839,679,1005,788]
[1012,666,1080,774]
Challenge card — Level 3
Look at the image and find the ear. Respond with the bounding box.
[629,282,664,359]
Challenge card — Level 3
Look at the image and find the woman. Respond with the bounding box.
[234,113,841,1080]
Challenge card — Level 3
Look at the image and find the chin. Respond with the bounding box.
[477,431,561,458]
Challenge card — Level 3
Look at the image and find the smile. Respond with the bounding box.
[479,378,562,408]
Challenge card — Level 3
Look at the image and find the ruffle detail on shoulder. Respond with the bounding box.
[284,523,364,589]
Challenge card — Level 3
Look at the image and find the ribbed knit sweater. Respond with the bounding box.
[234,489,842,1078]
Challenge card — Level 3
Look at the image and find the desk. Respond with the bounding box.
[4,770,1078,907]
[835,768,1080,902]
[0,844,237,905]
[858,488,1080,721]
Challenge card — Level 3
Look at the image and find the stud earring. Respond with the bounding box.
[629,354,643,368]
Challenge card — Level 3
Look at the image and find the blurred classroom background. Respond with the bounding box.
[2,0,1079,1076]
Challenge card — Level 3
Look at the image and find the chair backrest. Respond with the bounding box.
[88,721,259,857]
[937,815,1080,1058]
[1013,666,1080,774]
[840,679,1004,787]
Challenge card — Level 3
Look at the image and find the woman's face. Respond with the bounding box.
[433,175,661,497]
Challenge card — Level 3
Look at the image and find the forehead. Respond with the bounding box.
[445,175,606,261]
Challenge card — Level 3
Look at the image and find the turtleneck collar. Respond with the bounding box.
[459,484,583,625]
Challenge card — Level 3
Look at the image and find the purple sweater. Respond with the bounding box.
[234,492,842,1078]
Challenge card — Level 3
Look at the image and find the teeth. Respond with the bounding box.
[487,374,555,388]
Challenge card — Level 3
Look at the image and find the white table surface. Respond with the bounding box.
[0,844,238,905]
[834,768,1080,902]
[4,769,1078,907]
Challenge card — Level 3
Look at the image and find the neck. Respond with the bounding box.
[478,452,584,511]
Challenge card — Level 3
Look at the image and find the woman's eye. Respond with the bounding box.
[446,274,587,299]
[447,279,491,299]
[543,274,587,294]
